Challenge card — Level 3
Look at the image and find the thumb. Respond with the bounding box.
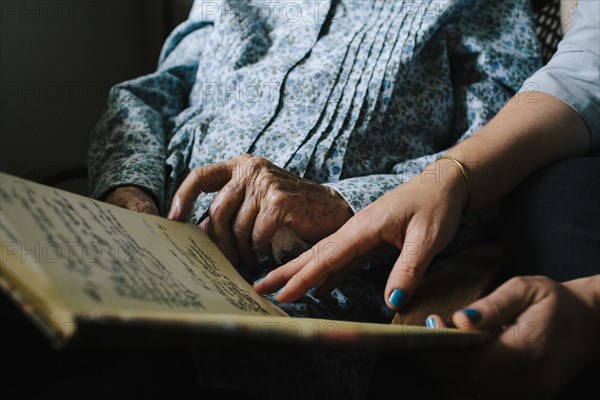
[168,160,235,220]
[384,234,436,311]
[452,277,539,331]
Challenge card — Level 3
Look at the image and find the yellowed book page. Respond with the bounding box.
[0,173,492,348]
[0,173,286,318]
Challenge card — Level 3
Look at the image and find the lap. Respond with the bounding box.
[500,156,600,281]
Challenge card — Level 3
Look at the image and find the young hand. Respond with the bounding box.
[254,158,469,310]
[426,275,600,399]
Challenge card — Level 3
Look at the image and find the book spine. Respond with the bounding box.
[0,277,73,348]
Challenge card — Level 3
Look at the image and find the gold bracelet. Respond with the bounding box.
[436,155,471,210]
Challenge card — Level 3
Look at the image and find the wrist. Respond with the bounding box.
[104,185,160,215]
[420,158,470,212]
[565,275,600,359]
[584,276,600,359]
[325,185,354,219]
[110,185,156,201]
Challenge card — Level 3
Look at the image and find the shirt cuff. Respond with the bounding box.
[324,174,405,214]
[520,52,600,153]
[90,155,165,210]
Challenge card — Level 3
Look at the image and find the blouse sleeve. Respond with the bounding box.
[88,16,213,208]
[519,1,600,153]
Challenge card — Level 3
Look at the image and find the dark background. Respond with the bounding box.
[0,0,194,195]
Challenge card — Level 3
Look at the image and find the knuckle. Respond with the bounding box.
[208,201,224,220]
[269,268,290,287]
[266,191,286,208]
[318,255,338,276]
[252,157,270,173]
[236,156,266,184]
[397,262,426,282]
[477,296,503,321]
[530,275,556,288]
[251,229,268,250]
[232,222,247,238]
[190,166,204,180]
[254,174,275,195]
[291,272,314,292]
[251,230,260,244]
[507,276,532,291]
[233,154,252,168]
[508,275,530,288]
[413,228,437,252]
[249,156,269,166]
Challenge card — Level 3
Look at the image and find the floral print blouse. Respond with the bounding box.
[89,0,541,223]
[88,0,542,323]
[88,2,543,398]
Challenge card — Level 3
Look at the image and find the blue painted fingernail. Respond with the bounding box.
[425,316,438,329]
[389,289,408,309]
[253,277,265,285]
[462,308,482,324]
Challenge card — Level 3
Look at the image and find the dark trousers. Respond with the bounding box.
[499,156,600,400]
[500,156,600,282]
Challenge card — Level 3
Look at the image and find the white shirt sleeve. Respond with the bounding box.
[520,0,600,152]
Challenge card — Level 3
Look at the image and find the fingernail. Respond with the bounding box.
[425,316,438,329]
[168,200,180,220]
[389,289,408,309]
[462,308,482,324]
[253,277,265,285]
[274,289,285,300]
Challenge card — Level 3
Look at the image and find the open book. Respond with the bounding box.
[0,173,490,349]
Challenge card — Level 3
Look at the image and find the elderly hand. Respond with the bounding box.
[254,158,469,310]
[426,275,600,400]
[104,186,159,215]
[167,154,353,268]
